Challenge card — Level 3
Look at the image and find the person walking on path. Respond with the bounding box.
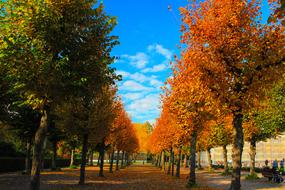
[273,159,278,171]
[280,159,284,174]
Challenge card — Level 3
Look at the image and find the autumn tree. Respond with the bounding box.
[108,103,139,171]
[244,75,285,176]
[179,1,285,189]
[88,85,118,177]
[0,1,119,189]
[166,53,215,186]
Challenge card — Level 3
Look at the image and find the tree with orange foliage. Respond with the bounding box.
[179,0,285,189]
[148,96,186,177]
[167,51,215,186]
[109,103,139,171]
[134,122,151,153]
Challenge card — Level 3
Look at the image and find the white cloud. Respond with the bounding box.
[127,94,160,114]
[148,44,173,60]
[116,70,130,77]
[123,93,144,100]
[129,72,148,82]
[118,71,163,88]
[142,63,168,73]
[120,80,154,92]
[149,79,163,88]
[122,52,149,69]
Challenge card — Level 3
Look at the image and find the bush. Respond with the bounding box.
[0,158,81,173]
[0,141,25,157]
[241,167,262,173]
[245,173,259,180]
[69,165,78,169]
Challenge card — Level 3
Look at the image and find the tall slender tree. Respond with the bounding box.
[1,1,119,189]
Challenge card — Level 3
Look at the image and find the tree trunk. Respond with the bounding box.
[51,142,57,171]
[171,148,175,176]
[90,150,94,166]
[30,107,49,190]
[187,131,197,187]
[109,149,114,173]
[70,149,74,167]
[197,151,202,169]
[223,145,229,174]
[207,148,212,170]
[176,147,182,177]
[155,154,159,167]
[158,152,162,168]
[167,148,172,175]
[161,151,165,171]
[97,154,100,166]
[99,146,105,177]
[249,139,256,176]
[184,155,188,168]
[229,111,243,190]
[79,133,88,185]
[125,153,128,166]
[25,139,32,174]
[121,151,125,168]
[116,150,120,171]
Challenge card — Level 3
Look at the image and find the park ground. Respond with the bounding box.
[0,164,284,190]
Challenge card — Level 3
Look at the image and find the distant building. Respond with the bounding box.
[199,134,285,168]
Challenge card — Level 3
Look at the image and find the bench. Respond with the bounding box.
[262,167,284,183]
[262,167,273,181]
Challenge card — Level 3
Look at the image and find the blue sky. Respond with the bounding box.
[103,0,271,124]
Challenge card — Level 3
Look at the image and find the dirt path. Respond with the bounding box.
[1,164,284,190]
[193,169,285,190]
[0,164,211,190]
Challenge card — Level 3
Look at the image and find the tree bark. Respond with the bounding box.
[155,154,159,167]
[187,131,197,187]
[125,153,128,166]
[223,145,229,174]
[121,151,125,168]
[207,148,212,170]
[97,154,100,166]
[229,111,243,190]
[25,139,32,174]
[167,148,172,175]
[89,150,94,166]
[116,150,120,171]
[99,145,105,177]
[161,151,165,171]
[158,152,162,168]
[171,148,175,176]
[30,107,49,190]
[184,155,189,168]
[249,139,256,176]
[176,147,182,177]
[109,149,114,173]
[79,133,88,185]
[197,151,202,169]
[51,142,57,171]
[70,149,74,167]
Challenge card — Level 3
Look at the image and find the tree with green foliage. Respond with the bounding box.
[0,1,119,189]
[244,75,285,176]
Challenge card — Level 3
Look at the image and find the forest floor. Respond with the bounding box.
[0,163,284,190]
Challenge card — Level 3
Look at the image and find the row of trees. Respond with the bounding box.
[0,1,139,190]
[149,0,285,190]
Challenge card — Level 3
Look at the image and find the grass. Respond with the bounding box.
[245,173,259,180]
[69,165,78,169]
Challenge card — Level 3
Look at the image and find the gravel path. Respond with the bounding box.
[1,164,284,190]
[193,169,285,190]
[0,164,211,190]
